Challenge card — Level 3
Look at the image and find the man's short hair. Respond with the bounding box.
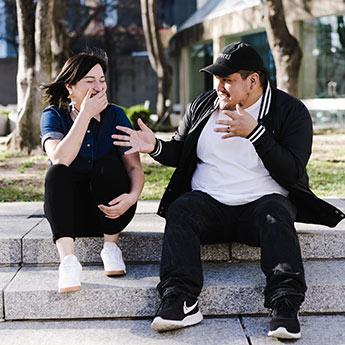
[238,70,267,88]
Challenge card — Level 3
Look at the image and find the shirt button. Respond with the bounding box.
[88,160,91,164]
[87,144,91,147]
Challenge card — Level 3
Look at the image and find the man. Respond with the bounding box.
[113,42,345,339]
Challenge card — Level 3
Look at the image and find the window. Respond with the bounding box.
[301,15,345,98]
[189,42,213,101]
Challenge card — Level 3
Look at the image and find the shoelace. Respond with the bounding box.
[269,298,299,318]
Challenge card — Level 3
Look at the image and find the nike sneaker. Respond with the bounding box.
[268,300,301,339]
[151,294,203,332]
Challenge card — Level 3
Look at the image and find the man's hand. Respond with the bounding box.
[98,193,137,219]
[214,104,258,139]
[112,118,156,154]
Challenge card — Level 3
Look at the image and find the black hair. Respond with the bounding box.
[42,49,108,109]
[238,69,268,88]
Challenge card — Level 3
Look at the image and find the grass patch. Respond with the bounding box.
[0,132,344,201]
[17,161,34,173]
[0,179,44,202]
[0,150,27,162]
[141,164,174,200]
[307,160,345,197]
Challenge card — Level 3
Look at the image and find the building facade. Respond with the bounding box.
[0,0,197,111]
[170,0,345,126]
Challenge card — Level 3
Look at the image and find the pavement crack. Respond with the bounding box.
[238,315,253,345]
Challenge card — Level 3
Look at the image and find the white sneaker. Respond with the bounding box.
[58,254,82,293]
[101,242,126,276]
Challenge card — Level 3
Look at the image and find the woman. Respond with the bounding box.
[40,50,144,293]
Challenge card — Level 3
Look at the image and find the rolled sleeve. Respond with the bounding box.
[40,107,65,152]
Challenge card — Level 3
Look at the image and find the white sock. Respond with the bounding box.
[103,241,117,250]
[61,254,78,264]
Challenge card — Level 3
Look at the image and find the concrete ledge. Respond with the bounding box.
[4,260,345,320]
[0,199,344,265]
[0,267,19,318]
[0,318,248,345]
[22,216,230,264]
[0,217,43,265]
[232,220,345,261]
[243,315,345,345]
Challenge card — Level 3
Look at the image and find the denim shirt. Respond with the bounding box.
[40,104,132,173]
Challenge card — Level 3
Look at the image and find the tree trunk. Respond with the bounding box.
[140,0,172,120]
[32,0,54,145]
[264,0,302,96]
[15,0,35,109]
[10,0,36,152]
[10,0,53,152]
[51,0,69,79]
[12,68,37,152]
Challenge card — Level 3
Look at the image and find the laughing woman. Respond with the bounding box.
[40,50,144,293]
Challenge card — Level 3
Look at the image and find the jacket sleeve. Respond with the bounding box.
[149,100,194,167]
[247,100,313,188]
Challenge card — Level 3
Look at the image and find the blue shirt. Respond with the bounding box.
[40,104,132,173]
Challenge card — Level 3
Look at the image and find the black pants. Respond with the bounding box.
[44,153,136,242]
[158,191,307,309]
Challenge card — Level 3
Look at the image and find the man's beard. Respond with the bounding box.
[219,100,236,111]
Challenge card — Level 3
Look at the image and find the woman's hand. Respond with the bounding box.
[79,89,108,119]
[112,118,156,154]
[97,193,137,219]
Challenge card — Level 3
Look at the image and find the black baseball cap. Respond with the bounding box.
[200,42,265,77]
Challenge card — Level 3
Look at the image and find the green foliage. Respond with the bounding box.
[123,104,152,129]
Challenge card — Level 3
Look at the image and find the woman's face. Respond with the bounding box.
[67,63,107,108]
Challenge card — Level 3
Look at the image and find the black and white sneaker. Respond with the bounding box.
[151,294,203,332]
[268,301,301,339]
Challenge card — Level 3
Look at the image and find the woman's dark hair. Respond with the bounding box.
[42,49,108,109]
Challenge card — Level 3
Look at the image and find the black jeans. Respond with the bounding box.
[158,191,307,309]
[44,152,136,242]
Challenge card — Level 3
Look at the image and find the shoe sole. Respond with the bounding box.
[151,311,203,332]
[268,327,301,339]
[104,270,126,277]
[58,285,81,293]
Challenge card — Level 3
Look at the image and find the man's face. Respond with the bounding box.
[215,72,251,110]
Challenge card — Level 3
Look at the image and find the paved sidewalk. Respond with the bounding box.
[0,200,345,344]
[0,315,345,345]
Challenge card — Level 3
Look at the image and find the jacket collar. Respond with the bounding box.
[212,81,272,120]
[258,81,272,120]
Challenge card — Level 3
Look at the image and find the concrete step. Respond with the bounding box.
[3,259,345,320]
[22,216,229,264]
[0,199,344,265]
[1,315,344,345]
[1,215,345,265]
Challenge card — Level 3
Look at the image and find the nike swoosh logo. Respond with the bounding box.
[183,300,198,315]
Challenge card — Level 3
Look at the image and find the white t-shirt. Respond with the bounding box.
[191,97,288,205]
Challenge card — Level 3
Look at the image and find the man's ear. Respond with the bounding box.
[249,73,260,88]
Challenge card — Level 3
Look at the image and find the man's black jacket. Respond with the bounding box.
[150,85,344,227]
